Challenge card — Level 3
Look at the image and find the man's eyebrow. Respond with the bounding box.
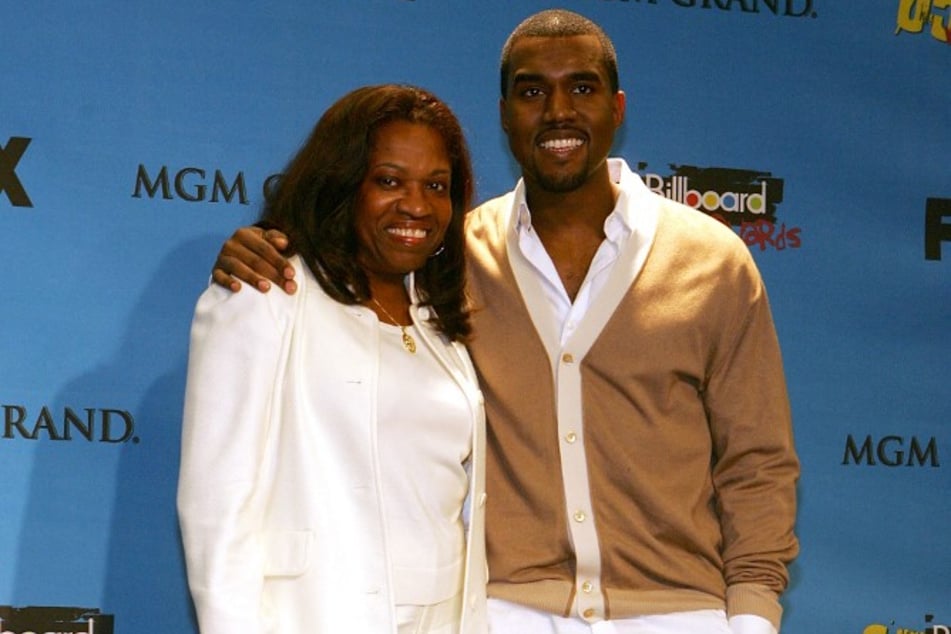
[566,70,604,83]
[511,70,604,84]
[511,72,545,85]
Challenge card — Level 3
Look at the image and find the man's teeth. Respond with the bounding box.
[389,227,428,238]
[541,138,583,150]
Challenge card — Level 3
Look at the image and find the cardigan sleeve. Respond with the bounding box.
[703,254,800,631]
[177,277,297,633]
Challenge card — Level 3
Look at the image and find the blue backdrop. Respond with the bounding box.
[2,1,948,632]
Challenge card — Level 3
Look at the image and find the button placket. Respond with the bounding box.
[554,345,605,624]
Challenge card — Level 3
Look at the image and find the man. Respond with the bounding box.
[211,10,798,634]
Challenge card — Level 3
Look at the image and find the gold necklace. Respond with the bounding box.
[370,298,416,354]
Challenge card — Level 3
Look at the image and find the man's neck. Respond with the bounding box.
[524,170,618,236]
[522,168,620,302]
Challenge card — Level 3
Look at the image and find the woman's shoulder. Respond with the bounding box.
[193,254,307,329]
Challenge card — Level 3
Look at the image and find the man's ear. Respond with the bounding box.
[613,90,627,129]
[499,97,510,133]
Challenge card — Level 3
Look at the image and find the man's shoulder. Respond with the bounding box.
[655,195,747,253]
[465,191,515,240]
[468,192,514,220]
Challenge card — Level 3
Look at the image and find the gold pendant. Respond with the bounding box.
[401,329,417,354]
[369,297,416,354]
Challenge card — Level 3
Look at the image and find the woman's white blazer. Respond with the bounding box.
[177,256,488,633]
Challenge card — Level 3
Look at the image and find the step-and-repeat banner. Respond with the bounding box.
[2,1,948,632]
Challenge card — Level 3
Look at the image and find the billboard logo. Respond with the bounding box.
[0,605,114,634]
[895,0,951,44]
[865,613,949,633]
[0,137,33,208]
[925,197,951,260]
[842,434,940,467]
[639,163,801,252]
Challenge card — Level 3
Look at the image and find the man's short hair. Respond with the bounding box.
[499,9,620,98]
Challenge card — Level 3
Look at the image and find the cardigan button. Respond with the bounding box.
[564,431,577,444]
[573,510,586,522]
[562,353,574,364]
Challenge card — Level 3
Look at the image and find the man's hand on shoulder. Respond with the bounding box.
[212,226,297,294]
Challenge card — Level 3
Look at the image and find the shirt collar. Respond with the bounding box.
[512,158,638,247]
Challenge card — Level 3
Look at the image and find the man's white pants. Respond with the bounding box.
[487,598,735,634]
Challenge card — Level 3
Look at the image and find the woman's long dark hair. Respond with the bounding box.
[260,84,474,341]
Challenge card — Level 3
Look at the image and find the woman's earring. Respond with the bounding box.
[429,244,446,258]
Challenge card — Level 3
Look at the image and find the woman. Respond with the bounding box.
[177,85,487,634]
